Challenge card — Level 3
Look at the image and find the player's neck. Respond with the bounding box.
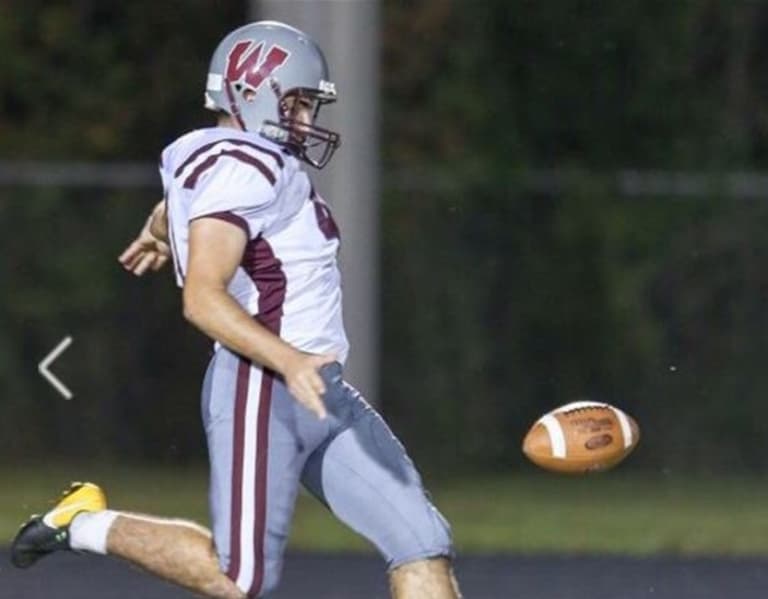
[216,114,242,130]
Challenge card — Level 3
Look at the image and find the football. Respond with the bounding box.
[522,401,640,474]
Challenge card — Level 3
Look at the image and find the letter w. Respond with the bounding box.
[225,41,289,90]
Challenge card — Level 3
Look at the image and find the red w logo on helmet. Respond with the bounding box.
[225,41,290,89]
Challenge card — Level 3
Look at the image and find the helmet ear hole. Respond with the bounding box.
[233,82,256,103]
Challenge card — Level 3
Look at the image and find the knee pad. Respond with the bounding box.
[387,503,455,569]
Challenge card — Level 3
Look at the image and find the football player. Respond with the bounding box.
[11,21,461,599]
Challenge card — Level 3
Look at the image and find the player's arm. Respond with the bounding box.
[183,217,332,419]
[147,200,169,242]
[118,200,171,276]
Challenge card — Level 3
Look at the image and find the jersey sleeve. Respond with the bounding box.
[186,154,278,239]
[159,151,170,199]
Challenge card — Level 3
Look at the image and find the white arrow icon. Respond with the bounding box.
[39,336,74,400]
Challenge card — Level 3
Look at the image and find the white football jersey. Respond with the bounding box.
[160,127,349,363]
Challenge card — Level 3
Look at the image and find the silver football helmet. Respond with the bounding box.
[205,21,340,168]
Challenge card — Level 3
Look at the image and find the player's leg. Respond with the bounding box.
[205,349,327,597]
[103,512,244,598]
[11,482,243,599]
[389,557,463,598]
[301,366,462,599]
[11,349,314,599]
[11,345,254,597]
[72,350,315,598]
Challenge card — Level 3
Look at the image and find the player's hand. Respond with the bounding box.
[282,351,337,420]
[118,218,171,276]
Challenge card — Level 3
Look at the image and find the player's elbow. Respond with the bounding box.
[182,284,209,326]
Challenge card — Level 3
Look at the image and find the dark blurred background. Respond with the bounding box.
[3,0,768,480]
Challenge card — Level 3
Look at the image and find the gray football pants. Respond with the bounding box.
[201,347,453,597]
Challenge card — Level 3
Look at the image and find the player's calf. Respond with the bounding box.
[105,513,245,599]
[389,557,462,599]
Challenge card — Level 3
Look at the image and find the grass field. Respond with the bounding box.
[1,463,766,556]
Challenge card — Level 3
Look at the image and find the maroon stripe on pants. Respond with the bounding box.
[226,357,251,583]
[241,236,285,595]
[250,369,275,595]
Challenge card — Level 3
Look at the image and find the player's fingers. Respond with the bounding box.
[122,250,146,272]
[121,249,147,271]
[151,253,169,271]
[313,398,327,420]
[117,246,134,265]
[305,370,326,396]
[133,252,156,276]
[118,241,143,265]
[290,381,327,420]
[295,371,325,397]
[314,373,327,396]
[304,391,327,420]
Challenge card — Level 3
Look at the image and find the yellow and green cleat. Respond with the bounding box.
[10,482,107,568]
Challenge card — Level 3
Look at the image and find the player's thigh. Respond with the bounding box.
[203,350,323,596]
[300,382,453,569]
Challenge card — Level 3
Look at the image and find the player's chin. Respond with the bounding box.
[288,127,310,144]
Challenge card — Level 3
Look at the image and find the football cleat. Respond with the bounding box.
[10,482,107,568]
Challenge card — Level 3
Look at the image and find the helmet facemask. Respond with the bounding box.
[260,83,341,169]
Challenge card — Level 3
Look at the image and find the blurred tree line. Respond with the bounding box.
[2,1,768,474]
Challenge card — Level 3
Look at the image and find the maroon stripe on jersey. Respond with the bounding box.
[226,356,251,583]
[183,149,276,189]
[250,369,275,596]
[190,211,250,238]
[241,236,286,332]
[309,190,341,242]
[174,138,284,178]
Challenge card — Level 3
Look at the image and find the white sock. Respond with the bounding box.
[68,510,119,554]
